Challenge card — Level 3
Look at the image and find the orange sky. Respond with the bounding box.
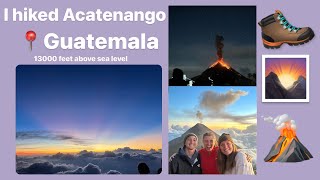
[265,58,306,79]
[16,132,162,156]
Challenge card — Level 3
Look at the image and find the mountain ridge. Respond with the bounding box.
[265,72,306,99]
[191,62,255,86]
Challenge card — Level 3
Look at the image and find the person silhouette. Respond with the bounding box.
[137,162,150,174]
[169,68,188,86]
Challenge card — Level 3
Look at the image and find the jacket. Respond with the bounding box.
[169,147,202,174]
[199,147,219,174]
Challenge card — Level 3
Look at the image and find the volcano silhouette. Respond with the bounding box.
[264,135,313,162]
[169,123,240,157]
[265,72,306,99]
[192,62,255,86]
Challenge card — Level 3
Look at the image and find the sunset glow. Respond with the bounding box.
[265,58,306,89]
[278,74,296,89]
[16,66,162,157]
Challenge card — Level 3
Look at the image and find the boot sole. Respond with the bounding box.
[262,33,315,49]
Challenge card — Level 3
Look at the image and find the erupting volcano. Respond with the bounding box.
[210,35,230,69]
[210,58,230,69]
[191,35,255,86]
[264,114,313,162]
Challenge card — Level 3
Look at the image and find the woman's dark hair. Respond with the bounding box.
[217,133,238,174]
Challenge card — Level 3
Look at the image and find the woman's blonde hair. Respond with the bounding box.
[217,133,238,174]
[202,132,218,147]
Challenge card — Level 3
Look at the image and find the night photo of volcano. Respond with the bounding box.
[263,114,313,162]
[169,6,256,86]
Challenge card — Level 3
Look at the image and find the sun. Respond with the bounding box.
[278,74,295,89]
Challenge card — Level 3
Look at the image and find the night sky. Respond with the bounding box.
[16,65,162,155]
[169,6,256,78]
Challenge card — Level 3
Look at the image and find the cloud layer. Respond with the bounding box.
[16,148,162,174]
[169,125,191,141]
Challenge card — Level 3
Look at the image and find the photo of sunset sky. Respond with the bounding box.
[16,65,162,174]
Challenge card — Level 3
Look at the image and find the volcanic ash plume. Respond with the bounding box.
[267,114,296,138]
[263,114,313,162]
[215,35,224,59]
[196,110,203,124]
[210,35,230,69]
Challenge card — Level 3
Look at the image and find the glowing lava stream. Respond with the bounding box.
[210,58,230,69]
[270,129,298,162]
[270,137,293,162]
[269,128,297,162]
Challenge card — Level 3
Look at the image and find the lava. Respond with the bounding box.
[279,121,296,139]
[210,35,230,69]
[264,114,313,162]
[210,58,230,69]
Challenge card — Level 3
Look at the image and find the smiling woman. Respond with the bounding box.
[217,133,254,175]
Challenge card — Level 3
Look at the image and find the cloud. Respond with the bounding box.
[51,152,76,160]
[242,124,257,133]
[169,124,190,140]
[16,161,31,169]
[17,162,71,174]
[16,131,92,146]
[102,151,117,157]
[170,124,190,132]
[63,163,101,174]
[78,150,95,158]
[263,114,297,131]
[208,112,256,124]
[17,148,162,174]
[122,153,131,159]
[196,111,203,123]
[196,89,254,124]
[131,153,158,161]
[114,147,147,153]
[199,90,248,112]
[107,170,121,174]
[263,116,274,123]
[216,125,257,150]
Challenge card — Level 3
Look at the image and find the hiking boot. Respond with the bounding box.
[258,10,314,49]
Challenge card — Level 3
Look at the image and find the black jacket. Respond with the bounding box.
[169,148,202,174]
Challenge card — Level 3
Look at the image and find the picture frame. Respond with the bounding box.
[262,55,309,102]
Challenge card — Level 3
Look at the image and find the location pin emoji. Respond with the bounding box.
[26,31,36,51]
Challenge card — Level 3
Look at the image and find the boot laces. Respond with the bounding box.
[277,13,301,32]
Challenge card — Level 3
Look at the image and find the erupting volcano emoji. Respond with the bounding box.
[264,114,313,162]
